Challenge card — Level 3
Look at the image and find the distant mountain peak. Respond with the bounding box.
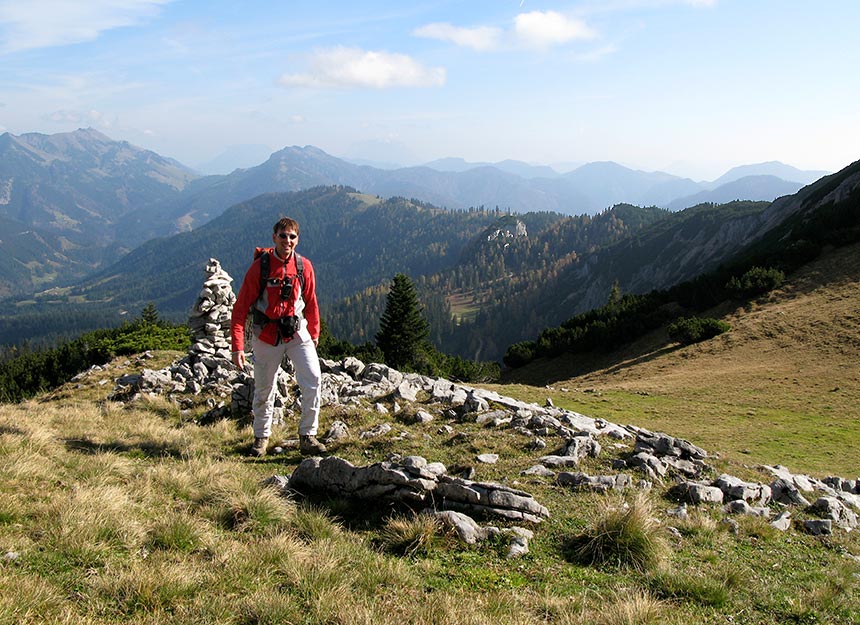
[713,161,830,187]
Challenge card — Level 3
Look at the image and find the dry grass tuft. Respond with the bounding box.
[377,513,441,556]
[589,589,671,625]
[0,573,71,625]
[212,484,295,535]
[646,566,740,609]
[291,503,343,542]
[565,493,669,572]
[144,510,212,553]
[86,555,207,618]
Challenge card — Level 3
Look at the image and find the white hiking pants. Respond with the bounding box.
[250,328,321,439]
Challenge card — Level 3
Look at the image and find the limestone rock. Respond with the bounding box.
[713,474,772,505]
[771,511,792,531]
[557,472,633,493]
[669,481,724,505]
[810,497,858,530]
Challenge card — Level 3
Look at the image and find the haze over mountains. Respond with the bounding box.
[0,128,831,300]
[3,152,856,362]
[1,127,855,364]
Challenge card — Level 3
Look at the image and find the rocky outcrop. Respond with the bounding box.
[284,454,549,524]
[429,511,533,557]
[557,472,634,493]
[669,481,724,505]
[107,257,860,544]
[621,427,710,481]
[713,474,772,506]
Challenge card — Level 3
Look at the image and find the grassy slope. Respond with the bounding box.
[500,241,860,477]
[2,245,860,624]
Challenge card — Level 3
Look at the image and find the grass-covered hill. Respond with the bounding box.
[503,240,860,478]
[1,241,858,624]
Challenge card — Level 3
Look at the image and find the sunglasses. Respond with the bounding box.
[277,232,298,240]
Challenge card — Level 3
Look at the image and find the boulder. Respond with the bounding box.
[713,474,772,505]
[557,472,633,493]
[669,481,724,505]
[810,497,858,530]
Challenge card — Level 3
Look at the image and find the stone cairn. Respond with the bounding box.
[113,259,246,407]
[109,259,296,424]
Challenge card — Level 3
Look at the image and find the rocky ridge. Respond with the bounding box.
[100,258,860,556]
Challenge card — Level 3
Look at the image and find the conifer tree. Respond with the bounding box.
[376,273,430,370]
[607,279,622,308]
[140,303,160,326]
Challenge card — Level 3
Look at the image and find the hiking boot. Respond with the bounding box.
[299,435,327,455]
[250,437,269,458]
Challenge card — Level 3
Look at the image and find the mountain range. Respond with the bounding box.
[0,128,830,299]
[4,154,857,362]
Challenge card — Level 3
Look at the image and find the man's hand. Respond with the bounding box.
[232,350,246,369]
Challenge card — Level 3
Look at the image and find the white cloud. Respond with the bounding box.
[46,108,115,128]
[571,44,618,63]
[413,22,502,51]
[514,10,596,49]
[279,47,446,89]
[0,0,173,54]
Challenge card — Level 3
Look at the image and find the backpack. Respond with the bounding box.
[254,246,304,303]
[251,247,305,334]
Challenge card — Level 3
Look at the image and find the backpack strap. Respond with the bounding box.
[257,250,270,303]
[295,253,305,292]
[254,250,303,315]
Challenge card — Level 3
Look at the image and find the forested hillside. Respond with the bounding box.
[0,187,555,347]
[324,204,670,360]
[502,159,860,369]
[3,158,856,364]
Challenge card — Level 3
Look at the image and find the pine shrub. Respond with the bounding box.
[726,266,785,298]
[667,317,730,345]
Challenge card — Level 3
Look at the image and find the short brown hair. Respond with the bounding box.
[273,217,300,235]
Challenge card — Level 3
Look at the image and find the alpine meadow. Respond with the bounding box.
[1,125,859,625]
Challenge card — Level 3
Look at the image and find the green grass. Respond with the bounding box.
[487,383,860,477]
[0,352,858,624]
[564,493,669,571]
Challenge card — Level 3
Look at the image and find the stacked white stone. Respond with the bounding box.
[178,258,238,396]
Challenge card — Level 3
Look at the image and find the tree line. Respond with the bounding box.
[504,173,860,368]
[0,305,190,403]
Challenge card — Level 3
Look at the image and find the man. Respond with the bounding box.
[231,217,327,457]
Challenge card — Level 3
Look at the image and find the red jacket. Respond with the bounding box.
[231,250,320,352]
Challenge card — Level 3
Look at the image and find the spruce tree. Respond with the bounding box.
[376,273,430,370]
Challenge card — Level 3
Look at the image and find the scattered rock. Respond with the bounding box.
[669,481,724,505]
[322,420,350,443]
[723,500,771,518]
[714,474,772,505]
[359,423,392,440]
[557,472,633,493]
[666,503,688,520]
[414,410,435,424]
[521,465,555,478]
[433,510,488,544]
[803,519,833,536]
[810,497,858,530]
[771,511,792,531]
[770,478,811,507]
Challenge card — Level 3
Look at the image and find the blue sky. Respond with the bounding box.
[1,1,857,180]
